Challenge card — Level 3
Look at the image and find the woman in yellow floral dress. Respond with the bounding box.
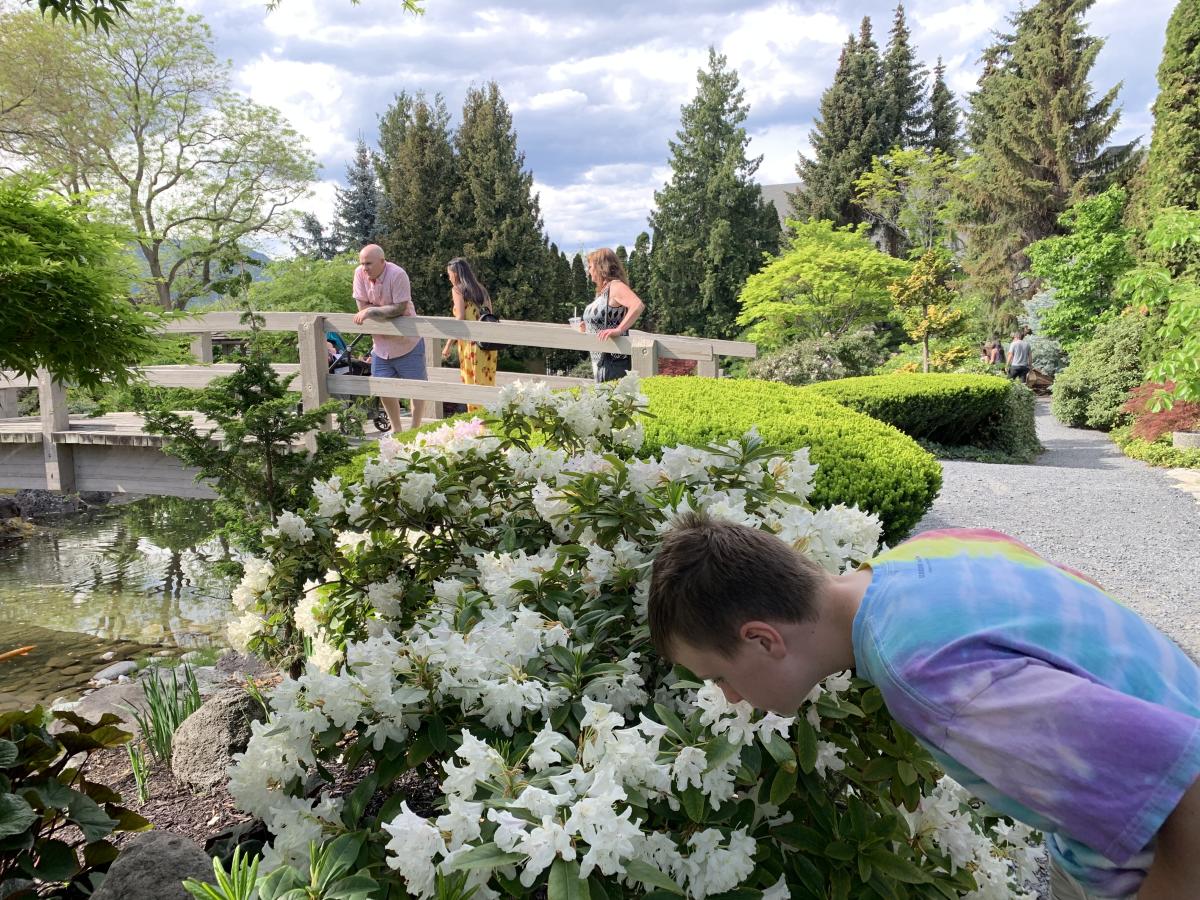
[441,257,497,412]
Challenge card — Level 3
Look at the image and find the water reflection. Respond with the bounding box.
[0,497,236,648]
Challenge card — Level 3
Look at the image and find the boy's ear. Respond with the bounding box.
[738,620,787,658]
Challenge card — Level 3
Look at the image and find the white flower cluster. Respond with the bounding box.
[904,778,1044,899]
[224,376,1040,899]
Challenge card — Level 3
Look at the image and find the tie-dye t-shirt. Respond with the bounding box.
[851,528,1200,898]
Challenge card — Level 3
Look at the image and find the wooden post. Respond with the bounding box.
[190,332,213,363]
[0,387,19,419]
[37,368,75,492]
[631,337,660,378]
[297,315,331,453]
[424,338,444,421]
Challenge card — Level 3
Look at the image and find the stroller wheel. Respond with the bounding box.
[373,410,391,433]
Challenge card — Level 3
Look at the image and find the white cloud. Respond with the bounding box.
[235,56,358,163]
[535,164,667,249]
[913,0,1005,45]
[748,123,810,184]
[518,88,589,112]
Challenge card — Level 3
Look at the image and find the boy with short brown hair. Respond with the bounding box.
[649,512,1200,899]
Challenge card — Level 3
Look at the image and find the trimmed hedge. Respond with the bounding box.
[802,374,1011,444]
[640,377,941,543]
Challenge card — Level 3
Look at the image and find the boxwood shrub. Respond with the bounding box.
[802,374,1011,444]
[640,376,941,542]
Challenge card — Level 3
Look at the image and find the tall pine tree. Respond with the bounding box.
[962,0,1131,323]
[377,93,458,312]
[570,253,591,311]
[792,20,888,225]
[1133,0,1200,274]
[924,58,961,156]
[334,138,381,250]
[881,4,927,150]
[650,48,781,339]
[627,231,652,298]
[451,82,551,328]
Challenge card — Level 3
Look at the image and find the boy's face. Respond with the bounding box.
[669,623,822,715]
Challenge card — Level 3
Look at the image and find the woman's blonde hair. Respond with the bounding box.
[587,248,629,291]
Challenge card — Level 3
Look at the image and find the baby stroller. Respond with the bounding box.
[327,332,392,433]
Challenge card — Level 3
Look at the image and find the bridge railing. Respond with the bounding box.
[0,311,756,491]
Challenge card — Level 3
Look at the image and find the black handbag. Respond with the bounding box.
[474,303,504,353]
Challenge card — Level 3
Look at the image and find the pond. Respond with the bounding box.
[0,496,237,710]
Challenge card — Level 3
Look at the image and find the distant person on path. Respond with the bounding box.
[352,244,426,433]
[1007,330,1032,382]
[649,515,1200,900]
[576,248,645,383]
[987,336,1006,366]
[440,257,497,413]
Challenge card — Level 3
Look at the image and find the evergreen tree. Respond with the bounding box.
[570,253,591,310]
[1134,0,1200,274]
[374,91,413,240]
[333,138,381,250]
[792,20,888,225]
[627,231,652,298]
[377,93,458,312]
[961,0,1132,324]
[451,82,551,328]
[924,58,961,156]
[881,4,927,150]
[615,245,629,271]
[650,48,781,339]
[289,213,341,260]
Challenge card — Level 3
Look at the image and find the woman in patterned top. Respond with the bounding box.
[441,257,498,411]
[576,248,646,383]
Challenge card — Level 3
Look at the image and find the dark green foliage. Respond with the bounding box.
[1051,313,1148,430]
[792,20,888,225]
[0,175,164,389]
[962,0,1131,324]
[649,48,781,339]
[1026,187,1135,347]
[806,374,1042,463]
[26,0,129,29]
[333,139,381,251]
[747,330,888,385]
[639,376,942,542]
[377,92,459,314]
[289,213,341,261]
[570,253,591,309]
[0,707,151,899]
[135,317,354,553]
[880,4,927,150]
[626,232,652,298]
[452,83,552,329]
[1137,0,1200,275]
[924,58,960,156]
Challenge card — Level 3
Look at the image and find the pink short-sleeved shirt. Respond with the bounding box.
[353,260,420,359]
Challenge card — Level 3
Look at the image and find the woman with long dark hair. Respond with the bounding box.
[441,257,498,410]
[576,248,645,383]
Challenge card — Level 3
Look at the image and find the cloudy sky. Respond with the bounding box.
[181,0,1176,254]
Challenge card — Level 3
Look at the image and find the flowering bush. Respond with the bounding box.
[224,375,1041,899]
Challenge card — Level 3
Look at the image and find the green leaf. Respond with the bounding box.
[793,717,818,774]
[862,848,933,884]
[896,760,917,786]
[681,786,706,823]
[823,841,856,862]
[0,793,38,839]
[66,793,117,843]
[441,841,525,873]
[31,837,78,882]
[624,859,683,895]
[83,839,120,867]
[0,739,17,768]
[768,764,798,806]
[316,832,365,883]
[548,857,591,900]
[652,703,689,741]
[325,873,380,900]
[759,730,796,770]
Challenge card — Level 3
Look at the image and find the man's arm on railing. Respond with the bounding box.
[352,300,413,326]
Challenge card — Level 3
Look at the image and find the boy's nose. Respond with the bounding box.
[720,684,743,704]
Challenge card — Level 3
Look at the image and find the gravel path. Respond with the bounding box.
[916,399,1200,660]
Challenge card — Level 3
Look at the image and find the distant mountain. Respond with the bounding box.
[184,249,273,309]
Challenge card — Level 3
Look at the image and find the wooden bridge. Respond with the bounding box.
[0,311,755,499]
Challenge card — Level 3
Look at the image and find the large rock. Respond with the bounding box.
[91,831,214,900]
[0,495,20,519]
[171,686,266,792]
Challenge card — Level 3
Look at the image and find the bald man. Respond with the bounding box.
[352,244,426,432]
